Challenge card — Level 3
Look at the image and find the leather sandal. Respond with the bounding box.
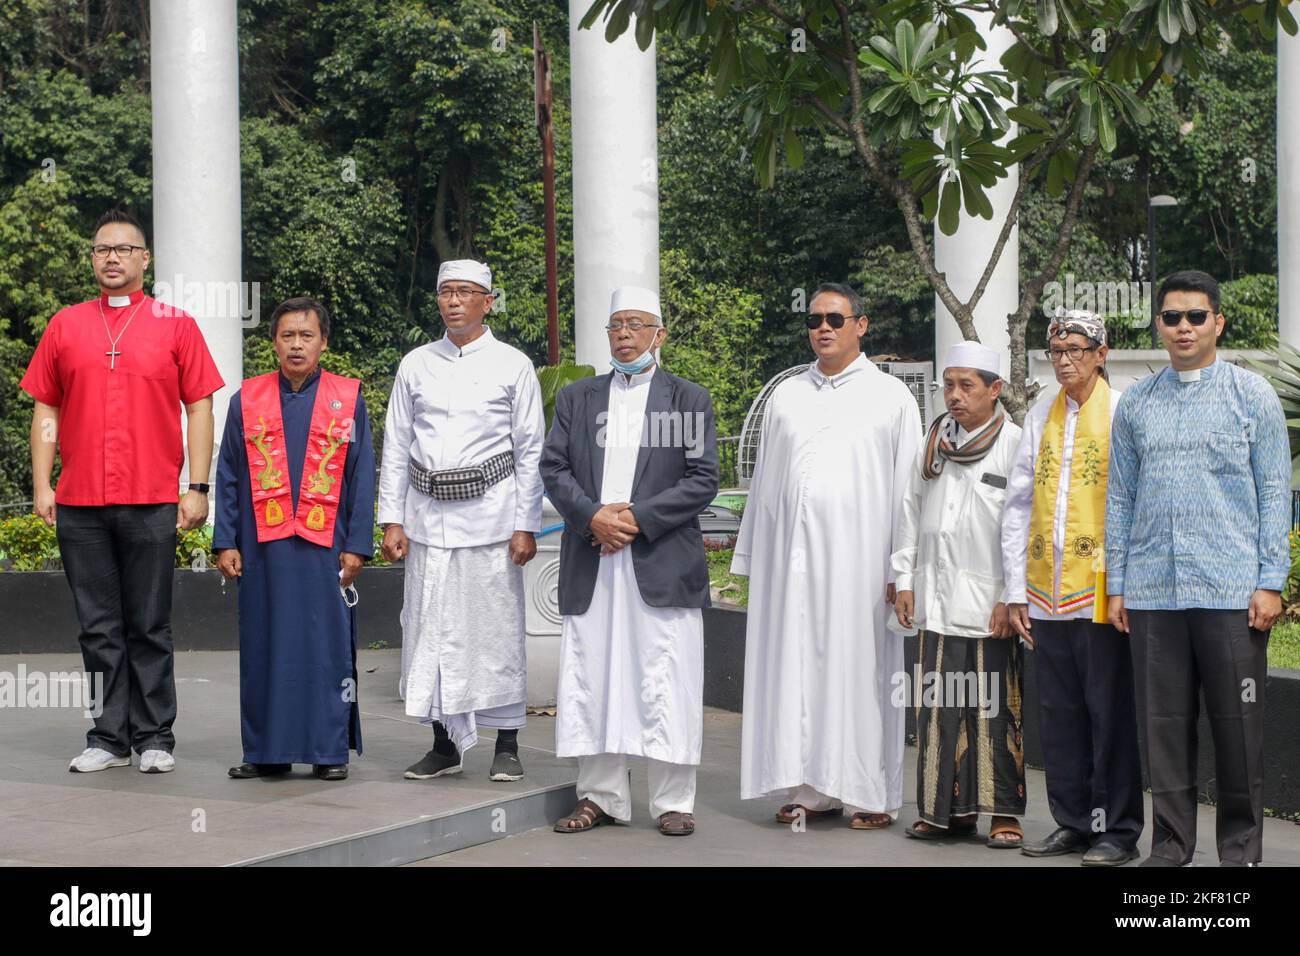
[986,816,1024,849]
[905,818,977,840]
[553,798,613,833]
[775,803,844,824]
[658,811,696,836]
[849,812,894,830]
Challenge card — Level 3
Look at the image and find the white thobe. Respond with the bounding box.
[732,354,922,813]
[555,366,705,770]
[1000,384,1121,621]
[378,326,545,738]
[891,416,1023,637]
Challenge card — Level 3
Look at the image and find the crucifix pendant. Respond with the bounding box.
[106,348,121,370]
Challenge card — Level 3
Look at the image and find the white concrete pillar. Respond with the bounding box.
[151,0,243,485]
[1279,27,1300,349]
[568,2,659,368]
[934,14,1018,375]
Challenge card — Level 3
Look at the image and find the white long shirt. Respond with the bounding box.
[732,354,922,813]
[891,414,1023,638]
[378,327,544,548]
[1000,382,1122,621]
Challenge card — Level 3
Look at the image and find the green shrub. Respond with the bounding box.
[0,513,60,570]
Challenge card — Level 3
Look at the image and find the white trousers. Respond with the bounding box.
[577,752,697,822]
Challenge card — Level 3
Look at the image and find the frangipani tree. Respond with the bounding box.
[581,0,1296,420]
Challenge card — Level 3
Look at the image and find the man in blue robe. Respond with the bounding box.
[215,296,376,780]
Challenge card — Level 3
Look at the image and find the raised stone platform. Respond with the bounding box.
[0,649,575,867]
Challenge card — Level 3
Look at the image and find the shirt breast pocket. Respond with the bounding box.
[125,342,175,382]
[1206,430,1249,476]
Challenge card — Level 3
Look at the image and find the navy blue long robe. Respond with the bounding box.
[214,368,376,764]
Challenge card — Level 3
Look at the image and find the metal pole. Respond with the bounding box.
[1148,201,1159,348]
[535,23,560,366]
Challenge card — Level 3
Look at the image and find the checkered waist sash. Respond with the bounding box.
[407,450,515,501]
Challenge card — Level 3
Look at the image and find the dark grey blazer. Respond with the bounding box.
[540,368,719,615]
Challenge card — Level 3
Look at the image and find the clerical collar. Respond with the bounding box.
[442,325,494,358]
[1174,357,1219,383]
[279,367,321,393]
[100,289,145,309]
[810,353,868,389]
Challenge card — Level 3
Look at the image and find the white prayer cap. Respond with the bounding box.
[437,259,492,291]
[609,286,662,321]
[944,340,1001,379]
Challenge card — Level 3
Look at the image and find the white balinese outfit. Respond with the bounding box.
[378,326,544,751]
[1000,385,1122,621]
[555,366,703,821]
[732,354,922,814]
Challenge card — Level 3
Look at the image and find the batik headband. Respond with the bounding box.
[1047,308,1107,347]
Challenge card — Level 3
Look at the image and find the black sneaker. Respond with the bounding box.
[489,750,524,782]
[404,748,463,780]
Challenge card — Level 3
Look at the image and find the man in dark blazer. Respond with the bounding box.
[541,285,718,837]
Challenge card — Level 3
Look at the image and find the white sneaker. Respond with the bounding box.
[138,750,175,774]
[68,747,131,773]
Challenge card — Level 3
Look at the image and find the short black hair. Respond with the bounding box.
[269,296,331,338]
[810,282,865,318]
[1157,269,1221,313]
[93,208,147,244]
[977,370,1000,387]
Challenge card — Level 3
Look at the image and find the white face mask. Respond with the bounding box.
[338,568,359,608]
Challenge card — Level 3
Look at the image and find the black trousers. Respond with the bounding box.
[1032,617,1144,850]
[55,504,178,756]
[1130,609,1268,866]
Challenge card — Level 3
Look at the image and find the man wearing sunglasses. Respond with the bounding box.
[1001,308,1144,866]
[734,282,922,832]
[1106,270,1290,867]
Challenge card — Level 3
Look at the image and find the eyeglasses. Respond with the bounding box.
[804,312,857,330]
[91,244,146,259]
[1044,345,1099,363]
[436,287,491,301]
[1159,309,1213,327]
[605,320,660,332]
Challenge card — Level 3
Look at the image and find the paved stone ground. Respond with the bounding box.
[3,649,1296,867]
[418,712,1300,868]
[0,650,570,866]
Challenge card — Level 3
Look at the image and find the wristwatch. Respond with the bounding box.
[188,483,211,494]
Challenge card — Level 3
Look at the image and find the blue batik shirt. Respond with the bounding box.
[1105,357,1291,610]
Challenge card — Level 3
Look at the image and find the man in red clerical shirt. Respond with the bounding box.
[20,208,225,774]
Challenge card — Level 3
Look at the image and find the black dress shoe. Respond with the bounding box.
[1020,826,1090,857]
[1082,843,1140,866]
[313,764,348,781]
[228,762,291,779]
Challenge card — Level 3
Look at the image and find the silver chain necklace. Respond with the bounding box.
[98,295,146,371]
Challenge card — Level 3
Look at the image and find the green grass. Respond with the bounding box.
[1269,621,1300,670]
[706,547,748,607]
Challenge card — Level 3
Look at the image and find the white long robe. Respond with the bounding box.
[732,355,922,812]
[555,366,705,767]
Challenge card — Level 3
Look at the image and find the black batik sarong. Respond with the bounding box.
[914,631,1027,824]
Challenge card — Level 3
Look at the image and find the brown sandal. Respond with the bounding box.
[849,812,894,830]
[658,811,696,836]
[553,798,613,833]
[986,816,1023,848]
[775,803,845,824]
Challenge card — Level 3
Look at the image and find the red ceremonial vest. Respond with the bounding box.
[240,370,360,547]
